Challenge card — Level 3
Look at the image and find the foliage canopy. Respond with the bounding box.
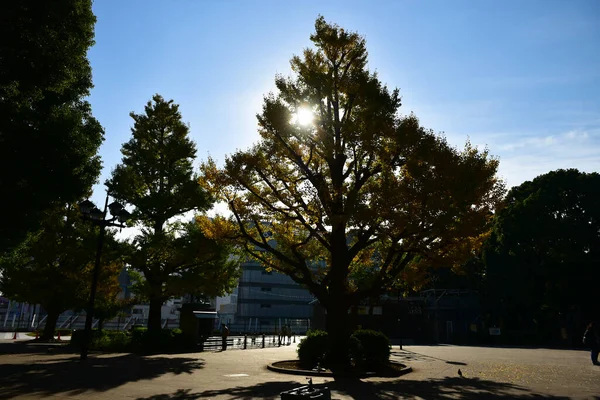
[484,169,600,328]
[0,1,104,251]
[107,95,241,331]
[0,203,125,339]
[199,17,504,368]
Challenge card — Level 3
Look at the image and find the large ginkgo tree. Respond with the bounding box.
[199,17,505,370]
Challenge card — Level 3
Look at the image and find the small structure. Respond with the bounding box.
[179,303,217,344]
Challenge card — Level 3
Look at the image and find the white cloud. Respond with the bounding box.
[494,129,600,189]
[565,130,589,140]
[498,130,590,152]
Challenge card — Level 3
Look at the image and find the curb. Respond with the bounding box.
[267,360,412,378]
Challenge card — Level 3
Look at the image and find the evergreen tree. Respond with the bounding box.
[107,95,240,332]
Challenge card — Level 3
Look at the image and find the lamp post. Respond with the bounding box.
[78,193,130,360]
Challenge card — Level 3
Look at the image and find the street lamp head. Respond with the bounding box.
[78,199,96,215]
[117,208,131,224]
[108,201,124,217]
[89,207,104,221]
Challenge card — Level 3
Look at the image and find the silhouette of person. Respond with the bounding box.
[584,321,600,365]
[221,323,230,351]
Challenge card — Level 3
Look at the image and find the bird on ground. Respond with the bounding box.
[458,369,463,377]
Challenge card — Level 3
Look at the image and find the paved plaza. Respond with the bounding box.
[0,339,598,399]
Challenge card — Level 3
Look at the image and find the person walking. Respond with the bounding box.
[583,321,600,365]
[221,323,230,351]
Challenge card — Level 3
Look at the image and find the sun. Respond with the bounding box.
[292,106,314,127]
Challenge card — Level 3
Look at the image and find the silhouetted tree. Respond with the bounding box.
[0,1,104,252]
[0,204,125,340]
[107,95,240,332]
[484,169,600,337]
[199,17,505,371]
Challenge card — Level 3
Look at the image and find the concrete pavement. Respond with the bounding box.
[0,340,598,399]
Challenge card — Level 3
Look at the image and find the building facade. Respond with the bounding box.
[218,259,314,334]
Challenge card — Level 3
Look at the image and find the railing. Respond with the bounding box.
[37,315,47,329]
[223,318,311,336]
[200,334,297,351]
[122,316,135,330]
[59,315,74,329]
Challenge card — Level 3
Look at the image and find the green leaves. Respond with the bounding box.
[485,169,600,321]
[200,17,504,311]
[0,203,124,315]
[108,95,241,330]
[107,95,208,229]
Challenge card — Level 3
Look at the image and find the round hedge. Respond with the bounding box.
[349,329,391,367]
[297,328,391,369]
[297,329,329,368]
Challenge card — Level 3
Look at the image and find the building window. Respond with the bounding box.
[260,287,272,292]
[260,304,271,308]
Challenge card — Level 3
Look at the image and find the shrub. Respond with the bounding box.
[96,331,131,351]
[348,334,363,364]
[70,329,104,347]
[130,326,147,343]
[297,329,329,368]
[172,329,196,349]
[70,328,194,353]
[29,328,73,337]
[350,329,390,368]
[71,329,131,351]
[130,328,196,353]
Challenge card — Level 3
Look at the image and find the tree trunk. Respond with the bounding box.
[326,298,352,375]
[41,309,60,341]
[98,318,105,331]
[147,295,163,332]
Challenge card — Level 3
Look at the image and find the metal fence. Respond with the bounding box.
[200,334,299,351]
[222,318,312,336]
[0,314,180,332]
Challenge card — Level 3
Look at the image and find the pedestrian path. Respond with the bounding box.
[0,341,598,399]
[0,332,71,340]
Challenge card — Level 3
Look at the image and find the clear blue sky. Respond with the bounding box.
[88,0,600,209]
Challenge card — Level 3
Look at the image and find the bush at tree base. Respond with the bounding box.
[29,328,74,336]
[130,327,195,353]
[349,329,391,368]
[71,329,131,351]
[70,328,195,353]
[297,329,391,369]
[297,329,329,368]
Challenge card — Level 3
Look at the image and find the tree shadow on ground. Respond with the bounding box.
[135,381,298,400]
[391,349,468,366]
[0,342,72,355]
[0,352,204,399]
[133,377,572,399]
[328,377,572,400]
